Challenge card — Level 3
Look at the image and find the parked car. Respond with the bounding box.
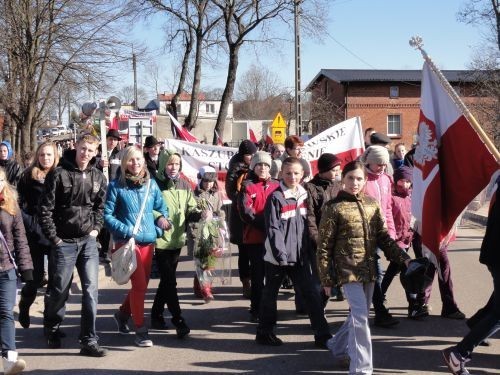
[50,125,68,136]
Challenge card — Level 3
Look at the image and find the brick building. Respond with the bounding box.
[306,69,481,149]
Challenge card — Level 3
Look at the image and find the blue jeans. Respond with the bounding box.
[257,261,330,338]
[0,269,18,354]
[44,235,99,344]
[457,265,500,357]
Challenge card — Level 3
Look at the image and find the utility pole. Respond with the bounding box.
[132,51,138,111]
[294,0,302,136]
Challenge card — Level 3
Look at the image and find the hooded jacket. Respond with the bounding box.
[154,150,199,250]
[480,178,499,267]
[391,188,413,249]
[305,174,341,248]
[38,149,107,244]
[317,191,410,287]
[0,141,22,186]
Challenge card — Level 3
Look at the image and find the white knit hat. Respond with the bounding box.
[198,165,217,181]
[250,151,272,170]
[363,145,390,165]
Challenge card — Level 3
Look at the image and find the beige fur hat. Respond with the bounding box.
[363,145,390,165]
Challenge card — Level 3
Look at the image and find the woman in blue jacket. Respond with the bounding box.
[104,146,170,348]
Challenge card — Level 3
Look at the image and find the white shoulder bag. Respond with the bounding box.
[111,179,151,285]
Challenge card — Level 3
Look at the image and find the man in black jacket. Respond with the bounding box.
[39,134,108,357]
[443,175,500,375]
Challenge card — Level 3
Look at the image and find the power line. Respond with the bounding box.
[326,33,378,70]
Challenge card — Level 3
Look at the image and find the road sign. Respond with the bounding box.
[270,112,287,144]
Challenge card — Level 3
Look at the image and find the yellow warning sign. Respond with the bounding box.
[270,112,287,144]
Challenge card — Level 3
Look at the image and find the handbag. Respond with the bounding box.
[111,179,151,285]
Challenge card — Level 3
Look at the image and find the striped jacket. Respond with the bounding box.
[264,182,310,266]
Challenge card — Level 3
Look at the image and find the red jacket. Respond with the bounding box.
[238,173,279,244]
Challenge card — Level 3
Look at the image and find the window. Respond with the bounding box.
[206,103,215,114]
[390,86,399,98]
[176,104,181,114]
[387,114,401,136]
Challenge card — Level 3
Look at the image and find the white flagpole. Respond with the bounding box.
[409,36,500,162]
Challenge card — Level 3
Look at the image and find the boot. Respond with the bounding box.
[201,284,214,303]
[242,278,251,299]
[18,293,36,329]
[2,351,26,374]
[193,277,203,298]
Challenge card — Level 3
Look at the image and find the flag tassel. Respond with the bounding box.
[410,36,500,163]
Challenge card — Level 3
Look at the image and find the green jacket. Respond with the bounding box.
[317,190,410,286]
[154,150,199,250]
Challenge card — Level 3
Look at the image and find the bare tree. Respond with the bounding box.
[0,0,131,152]
[118,85,148,105]
[211,0,328,145]
[139,0,221,128]
[457,0,500,149]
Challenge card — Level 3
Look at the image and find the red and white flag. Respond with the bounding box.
[249,128,258,143]
[412,62,499,262]
[214,129,223,146]
[167,111,199,143]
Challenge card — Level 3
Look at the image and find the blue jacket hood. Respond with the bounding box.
[1,140,13,159]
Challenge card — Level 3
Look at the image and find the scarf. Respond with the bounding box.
[125,169,147,185]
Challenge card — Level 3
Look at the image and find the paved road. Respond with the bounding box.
[16,223,499,374]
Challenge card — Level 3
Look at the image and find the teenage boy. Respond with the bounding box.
[39,134,108,356]
[256,157,330,346]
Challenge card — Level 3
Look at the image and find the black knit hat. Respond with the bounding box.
[318,153,341,173]
[393,166,413,183]
[238,139,257,155]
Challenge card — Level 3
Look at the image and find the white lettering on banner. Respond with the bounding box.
[165,117,364,186]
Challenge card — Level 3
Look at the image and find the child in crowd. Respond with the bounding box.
[151,150,199,338]
[380,166,427,319]
[305,153,343,308]
[0,168,33,374]
[317,160,410,374]
[362,145,399,327]
[256,157,330,346]
[188,166,226,303]
[238,151,279,321]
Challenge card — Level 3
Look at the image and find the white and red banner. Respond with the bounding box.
[304,116,365,174]
[412,62,499,262]
[167,111,200,143]
[164,117,365,198]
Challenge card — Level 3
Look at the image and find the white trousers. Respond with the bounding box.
[329,282,374,375]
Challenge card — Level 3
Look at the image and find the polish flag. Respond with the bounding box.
[214,129,223,146]
[249,128,258,143]
[412,62,499,262]
[167,111,199,143]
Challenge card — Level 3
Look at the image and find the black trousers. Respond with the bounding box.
[151,248,182,319]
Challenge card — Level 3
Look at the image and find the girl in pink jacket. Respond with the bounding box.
[362,145,399,327]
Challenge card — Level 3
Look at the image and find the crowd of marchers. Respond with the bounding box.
[0,127,496,375]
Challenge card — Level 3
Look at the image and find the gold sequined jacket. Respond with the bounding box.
[317,190,410,286]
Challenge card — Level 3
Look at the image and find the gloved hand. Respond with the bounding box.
[21,270,33,282]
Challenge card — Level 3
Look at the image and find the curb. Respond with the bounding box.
[462,210,488,226]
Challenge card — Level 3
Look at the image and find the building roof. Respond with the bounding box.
[305,69,477,91]
[158,91,206,101]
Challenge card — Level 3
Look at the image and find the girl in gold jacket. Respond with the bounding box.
[317,160,410,375]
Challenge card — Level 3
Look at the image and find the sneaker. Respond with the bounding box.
[113,311,132,334]
[80,341,108,357]
[2,351,26,375]
[46,330,61,349]
[374,311,400,327]
[255,332,283,346]
[442,310,466,320]
[201,287,214,303]
[442,346,470,375]
[151,315,168,330]
[171,317,190,338]
[408,304,430,320]
[134,329,153,347]
[314,333,332,349]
